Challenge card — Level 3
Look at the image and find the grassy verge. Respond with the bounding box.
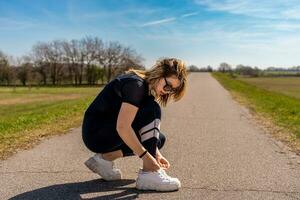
[0,87,100,159]
[237,77,300,100]
[211,72,300,154]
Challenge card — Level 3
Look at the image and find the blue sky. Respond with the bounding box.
[0,0,300,69]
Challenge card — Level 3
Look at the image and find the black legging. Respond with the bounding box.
[82,97,165,158]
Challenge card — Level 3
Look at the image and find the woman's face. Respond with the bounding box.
[153,75,181,97]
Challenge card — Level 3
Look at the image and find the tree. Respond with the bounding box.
[31,42,50,85]
[48,40,65,85]
[3,36,145,86]
[218,62,232,73]
[102,41,123,82]
[61,40,75,84]
[82,36,100,84]
[235,64,260,77]
[65,39,82,85]
[113,46,144,77]
[207,65,213,72]
[16,56,33,86]
[0,50,12,85]
[188,65,200,72]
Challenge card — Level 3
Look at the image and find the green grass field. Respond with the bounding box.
[0,86,100,159]
[261,71,300,76]
[211,72,300,153]
[237,77,300,99]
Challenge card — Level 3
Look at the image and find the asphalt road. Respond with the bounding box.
[1,72,300,200]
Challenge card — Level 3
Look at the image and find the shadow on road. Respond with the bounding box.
[9,178,175,200]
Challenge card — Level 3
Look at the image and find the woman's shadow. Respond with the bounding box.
[9,178,174,200]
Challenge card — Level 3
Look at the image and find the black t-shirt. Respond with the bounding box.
[83,73,153,130]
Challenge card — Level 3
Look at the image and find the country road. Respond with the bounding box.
[1,72,300,199]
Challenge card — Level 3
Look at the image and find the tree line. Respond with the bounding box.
[188,62,300,77]
[0,36,144,86]
[218,62,300,77]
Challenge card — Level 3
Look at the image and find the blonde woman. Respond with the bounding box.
[82,58,188,191]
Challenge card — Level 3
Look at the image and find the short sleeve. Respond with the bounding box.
[121,80,145,108]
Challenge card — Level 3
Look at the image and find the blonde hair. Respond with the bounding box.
[124,57,188,107]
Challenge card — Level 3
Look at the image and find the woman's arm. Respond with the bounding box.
[117,102,160,171]
[116,102,146,156]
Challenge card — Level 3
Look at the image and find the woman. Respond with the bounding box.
[82,57,188,191]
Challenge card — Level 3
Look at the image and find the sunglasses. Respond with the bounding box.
[163,77,179,94]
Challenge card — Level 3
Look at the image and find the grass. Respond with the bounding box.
[238,77,300,100]
[0,86,100,159]
[211,72,300,154]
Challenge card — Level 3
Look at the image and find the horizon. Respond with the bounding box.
[1,0,300,69]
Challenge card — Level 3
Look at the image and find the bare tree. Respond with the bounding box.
[113,46,145,77]
[207,65,213,72]
[61,40,74,84]
[188,65,200,72]
[82,36,99,84]
[218,62,232,73]
[31,42,51,85]
[3,36,145,86]
[16,55,33,86]
[62,39,81,84]
[102,41,124,83]
[0,50,13,85]
[68,39,82,85]
[47,40,65,85]
[75,39,89,85]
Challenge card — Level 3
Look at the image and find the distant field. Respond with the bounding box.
[262,71,300,76]
[0,86,100,159]
[212,72,300,154]
[237,77,300,99]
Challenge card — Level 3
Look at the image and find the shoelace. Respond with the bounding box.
[157,170,170,181]
[160,169,173,179]
[111,163,118,170]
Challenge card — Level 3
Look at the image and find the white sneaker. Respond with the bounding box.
[160,169,181,185]
[84,153,122,181]
[136,168,181,191]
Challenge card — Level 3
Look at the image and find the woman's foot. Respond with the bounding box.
[136,168,181,191]
[84,153,122,181]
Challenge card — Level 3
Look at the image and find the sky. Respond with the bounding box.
[0,0,300,69]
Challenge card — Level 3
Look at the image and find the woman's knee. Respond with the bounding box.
[158,132,166,149]
[132,100,161,132]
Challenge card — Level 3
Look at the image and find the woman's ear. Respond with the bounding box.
[150,88,156,97]
[153,78,160,89]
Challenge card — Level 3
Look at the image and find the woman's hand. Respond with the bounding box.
[142,152,161,172]
[156,150,170,170]
[156,155,170,169]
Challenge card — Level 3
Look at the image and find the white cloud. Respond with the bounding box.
[139,17,300,67]
[138,11,199,27]
[260,22,300,31]
[194,0,300,20]
[181,12,199,18]
[140,17,176,27]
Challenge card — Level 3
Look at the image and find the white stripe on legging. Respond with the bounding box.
[140,129,160,142]
[138,119,161,142]
[138,119,161,134]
